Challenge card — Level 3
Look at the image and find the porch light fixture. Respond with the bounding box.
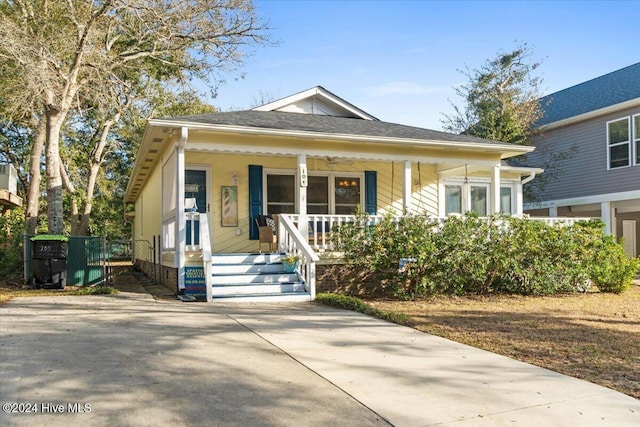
[232,171,239,185]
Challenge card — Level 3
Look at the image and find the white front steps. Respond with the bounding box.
[210,253,310,302]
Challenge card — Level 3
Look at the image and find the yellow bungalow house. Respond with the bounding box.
[125,86,545,302]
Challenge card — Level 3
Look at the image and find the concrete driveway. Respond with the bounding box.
[1,288,638,427]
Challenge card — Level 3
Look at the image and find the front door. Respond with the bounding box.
[185,168,209,246]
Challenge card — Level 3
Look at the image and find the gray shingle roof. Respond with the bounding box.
[537,62,640,127]
[161,110,516,148]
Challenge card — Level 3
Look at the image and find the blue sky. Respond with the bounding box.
[211,0,639,130]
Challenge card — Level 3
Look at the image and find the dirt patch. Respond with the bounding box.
[368,283,640,399]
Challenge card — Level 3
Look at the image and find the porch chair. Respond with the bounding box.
[255,214,277,253]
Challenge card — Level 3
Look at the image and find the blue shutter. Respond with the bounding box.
[364,171,377,215]
[248,165,263,240]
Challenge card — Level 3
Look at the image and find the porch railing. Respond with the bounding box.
[285,214,594,251]
[277,214,320,300]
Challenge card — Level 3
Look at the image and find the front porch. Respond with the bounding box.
[158,212,590,302]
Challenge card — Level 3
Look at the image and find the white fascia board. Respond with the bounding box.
[538,97,640,131]
[524,190,640,210]
[148,119,535,156]
[501,165,545,175]
[252,86,377,120]
[186,141,502,167]
[252,87,319,111]
[437,164,542,179]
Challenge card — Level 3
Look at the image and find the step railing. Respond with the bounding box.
[276,214,320,300]
[185,211,200,250]
[200,213,213,302]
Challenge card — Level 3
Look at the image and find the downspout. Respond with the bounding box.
[517,172,538,216]
[521,171,537,185]
[175,127,188,291]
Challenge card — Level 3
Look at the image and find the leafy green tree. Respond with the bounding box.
[441,43,576,201]
[0,0,268,234]
[442,43,544,145]
[59,88,217,239]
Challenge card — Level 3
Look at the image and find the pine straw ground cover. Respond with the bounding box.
[367,283,640,399]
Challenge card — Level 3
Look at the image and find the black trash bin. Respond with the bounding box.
[31,235,68,289]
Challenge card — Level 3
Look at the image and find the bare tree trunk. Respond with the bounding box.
[25,119,46,234]
[77,112,120,235]
[59,161,79,234]
[45,107,65,234]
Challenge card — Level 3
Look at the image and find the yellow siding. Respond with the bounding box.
[135,156,162,258]
[374,162,438,216]
[133,148,519,254]
[184,152,300,253]
[182,153,441,253]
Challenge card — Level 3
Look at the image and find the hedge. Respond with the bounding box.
[333,211,639,297]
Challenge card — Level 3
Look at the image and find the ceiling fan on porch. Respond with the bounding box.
[325,157,354,168]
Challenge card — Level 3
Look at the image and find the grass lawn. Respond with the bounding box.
[0,279,117,304]
[365,283,640,399]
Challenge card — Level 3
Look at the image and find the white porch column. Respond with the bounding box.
[175,127,188,290]
[490,164,501,214]
[298,154,309,239]
[403,160,412,214]
[515,185,524,215]
[601,201,612,235]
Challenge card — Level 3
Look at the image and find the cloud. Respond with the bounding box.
[365,81,447,97]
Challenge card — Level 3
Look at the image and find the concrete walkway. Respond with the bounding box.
[1,287,638,426]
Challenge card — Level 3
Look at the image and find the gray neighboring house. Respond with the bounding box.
[524,62,640,257]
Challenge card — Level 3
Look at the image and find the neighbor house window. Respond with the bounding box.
[266,173,295,214]
[607,117,631,169]
[634,114,640,165]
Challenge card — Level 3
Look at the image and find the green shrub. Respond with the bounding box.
[589,235,639,294]
[333,212,632,297]
[0,207,26,282]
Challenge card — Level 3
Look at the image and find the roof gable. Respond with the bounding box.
[537,62,640,127]
[252,86,378,120]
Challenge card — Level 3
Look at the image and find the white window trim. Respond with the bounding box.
[263,168,298,213]
[263,169,364,214]
[309,171,364,214]
[606,117,632,170]
[439,177,519,216]
[633,114,640,166]
[185,164,211,214]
